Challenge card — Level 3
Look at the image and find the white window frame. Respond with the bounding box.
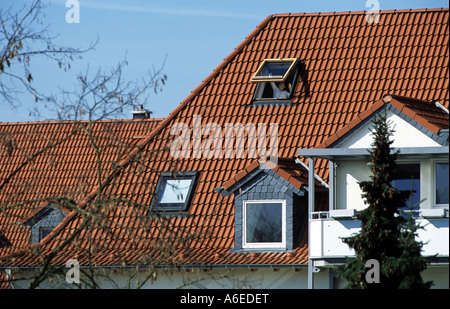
[432,159,449,209]
[242,199,286,249]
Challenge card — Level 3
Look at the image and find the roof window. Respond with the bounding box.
[151,171,198,212]
[251,58,299,102]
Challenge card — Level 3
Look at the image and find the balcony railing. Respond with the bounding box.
[309,209,449,260]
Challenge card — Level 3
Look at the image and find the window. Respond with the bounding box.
[435,162,449,207]
[242,200,286,249]
[23,206,67,245]
[392,163,421,209]
[251,58,299,101]
[151,171,198,212]
[39,227,53,241]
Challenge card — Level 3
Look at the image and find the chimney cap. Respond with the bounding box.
[130,105,152,119]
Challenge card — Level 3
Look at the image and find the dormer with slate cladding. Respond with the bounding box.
[23,206,68,245]
[220,158,327,252]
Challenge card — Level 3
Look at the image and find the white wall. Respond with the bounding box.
[335,161,371,211]
[9,267,324,289]
[334,266,449,289]
[338,111,441,149]
[9,265,448,289]
[334,110,444,211]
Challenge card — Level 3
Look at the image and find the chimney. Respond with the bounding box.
[131,105,151,119]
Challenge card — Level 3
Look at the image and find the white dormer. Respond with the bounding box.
[338,110,441,149]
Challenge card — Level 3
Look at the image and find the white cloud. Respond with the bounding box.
[52,0,260,20]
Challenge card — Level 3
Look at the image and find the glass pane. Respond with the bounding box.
[158,178,193,204]
[436,163,449,205]
[257,62,292,78]
[245,202,282,243]
[39,227,53,240]
[392,164,420,208]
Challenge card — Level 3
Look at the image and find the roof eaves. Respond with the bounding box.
[384,94,449,135]
[220,157,309,197]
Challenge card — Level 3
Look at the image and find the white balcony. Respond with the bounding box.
[309,210,449,260]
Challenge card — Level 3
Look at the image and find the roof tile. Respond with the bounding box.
[1,8,448,269]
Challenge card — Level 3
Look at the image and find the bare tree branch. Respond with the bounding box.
[0,0,97,107]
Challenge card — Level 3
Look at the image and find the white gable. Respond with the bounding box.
[337,110,441,149]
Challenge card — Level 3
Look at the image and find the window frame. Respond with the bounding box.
[433,160,449,209]
[151,171,198,212]
[251,58,298,83]
[39,226,53,241]
[251,58,299,103]
[242,199,286,249]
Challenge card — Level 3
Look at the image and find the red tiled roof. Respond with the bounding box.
[385,94,449,134]
[221,157,322,192]
[0,8,448,270]
[0,119,162,255]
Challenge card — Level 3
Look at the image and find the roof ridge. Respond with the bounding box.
[0,118,164,127]
[270,7,449,18]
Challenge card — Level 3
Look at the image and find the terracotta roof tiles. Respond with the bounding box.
[0,119,161,255]
[0,8,448,270]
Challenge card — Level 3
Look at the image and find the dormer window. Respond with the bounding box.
[151,171,198,212]
[242,200,286,249]
[22,205,67,245]
[39,227,54,241]
[219,158,312,253]
[251,58,299,102]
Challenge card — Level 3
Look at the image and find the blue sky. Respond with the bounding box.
[1,0,448,122]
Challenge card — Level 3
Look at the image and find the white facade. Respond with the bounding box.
[8,262,448,289]
[338,111,441,149]
[9,267,324,289]
[335,111,445,211]
[300,108,449,289]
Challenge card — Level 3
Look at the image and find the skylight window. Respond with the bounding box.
[251,58,298,82]
[251,58,299,101]
[151,171,198,212]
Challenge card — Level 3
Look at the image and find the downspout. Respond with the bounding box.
[5,269,17,289]
[307,157,315,289]
[329,161,336,211]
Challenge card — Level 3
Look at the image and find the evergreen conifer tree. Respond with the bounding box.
[337,114,432,289]
[397,199,433,289]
